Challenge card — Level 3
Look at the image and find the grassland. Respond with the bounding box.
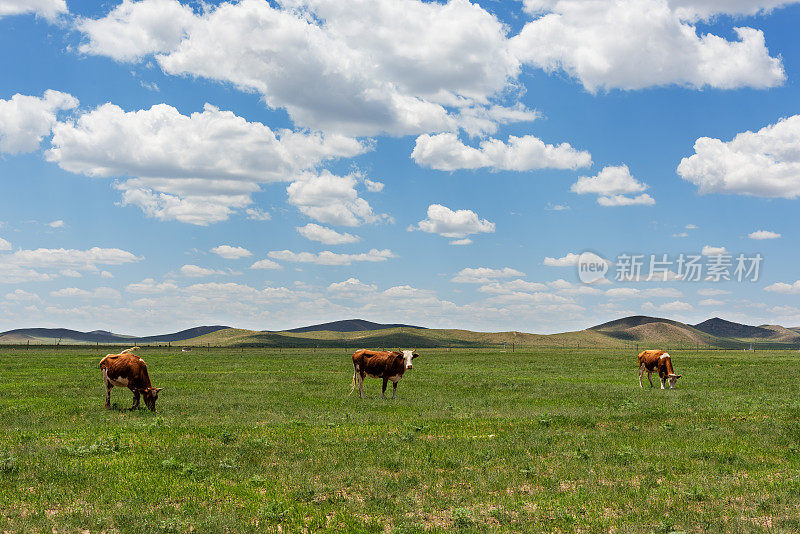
[1,346,800,532]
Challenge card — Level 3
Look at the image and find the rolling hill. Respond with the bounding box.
[283,319,425,333]
[3,316,800,349]
[0,325,230,345]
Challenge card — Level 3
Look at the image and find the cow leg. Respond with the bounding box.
[105,384,113,409]
[660,377,666,390]
[639,365,645,388]
[359,373,365,399]
[647,371,654,388]
[382,378,388,399]
[131,389,140,410]
[392,381,398,399]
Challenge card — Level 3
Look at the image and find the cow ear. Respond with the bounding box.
[154,387,164,392]
[412,352,419,358]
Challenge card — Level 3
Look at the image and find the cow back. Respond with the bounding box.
[353,350,405,378]
[100,353,152,390]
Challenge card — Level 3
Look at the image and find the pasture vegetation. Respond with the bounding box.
[1,347,799,532]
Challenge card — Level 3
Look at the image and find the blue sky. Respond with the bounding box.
[0,0,799,334]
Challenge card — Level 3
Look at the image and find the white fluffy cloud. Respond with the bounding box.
[512,0,786,92]
[0,246,139,284]
[77,0,527,137]
[678,115,800,198]
[297,223,360,245]
[180,265,228,277]
[327,278,378,296]
[210,245,252,260]
[50,287,121,299]
[701,245,728,256]
[668,1,798,20]
[414,204,495,241]
[250,259,282,270]
[287,172,382,227]
[0,90,77,155]
[765,280,800,294]
[411,133,591,172]
[268,248,395,266]
[76,0,197,61]
[3,247,140,270]
[571,165,655,206]
[451,267,525,284]
[0,0,67,20]
[125,278,178,294]
[47,102,366,225]
[543,253,580,267]
[749,230,781,240]
[0,238,10,251]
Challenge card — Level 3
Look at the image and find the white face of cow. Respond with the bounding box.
[668,374,682,389]
[402,350,417,370]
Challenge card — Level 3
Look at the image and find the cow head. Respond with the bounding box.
[401,349,419,370]
[667,374,682,389]
[140,387,163,411]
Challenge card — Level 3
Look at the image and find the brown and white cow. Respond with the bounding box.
[638,349,682,389]
[349,349,419,399]
[99,347,163,411]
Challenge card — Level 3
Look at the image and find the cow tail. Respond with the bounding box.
[348,369,357,396]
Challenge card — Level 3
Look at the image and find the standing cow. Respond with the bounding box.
[100,347,163,411]
[638,349,682,389]
[350,349,418,399]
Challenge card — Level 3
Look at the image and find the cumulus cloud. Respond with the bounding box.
[179,264,228,277]
[411,133,591,172]
[125,278,178,294]
[478,279,548,294]
[245,208,271,221]
[297,223,359,245]
[605,287,683,299]
[701,245,728,256]
[543,253,580,267]
[76,0,526,137]
[451,267,525,284]
[211,245,251,260]
[50,287,121,299]
[697,288,730,296]
[1,247,140,271]
[512,0,786,92]
[571,165,655,206]
[0,0,67,20]
[765,280,800,294]
[749,230,781,240]
[250,259,282,270]
[267,249,395,266]
[47,102,366,225]
[0,238,10,251]
[413,204,495,240]
[678,115,800,198]
[47,220,65,228]
[0,90,77,155]
[699,298,725,306]
[287,172,382,227]
[327,278,377,296]
[76,0,197,61]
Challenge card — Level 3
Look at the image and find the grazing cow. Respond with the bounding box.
[349,349,419,399]
[638,350,682,389]
[99,347,163,411]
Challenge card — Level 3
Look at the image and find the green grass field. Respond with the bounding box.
[1,347,799,532]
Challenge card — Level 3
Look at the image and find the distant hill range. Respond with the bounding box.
[2,316,799,349]
[282,319,425,333]
[0,325,230,345]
